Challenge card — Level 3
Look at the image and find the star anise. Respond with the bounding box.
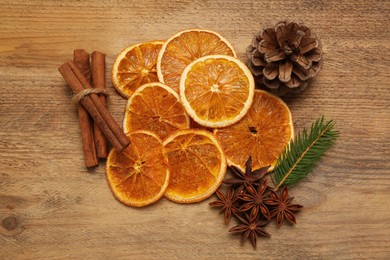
[209,187,239,225]
[264,186,303,227]
[237,179,271,221]
[224,156,270,192]
[229,214,270,249]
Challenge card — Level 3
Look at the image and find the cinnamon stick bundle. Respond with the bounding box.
[59,61,130,152]
[91,51,108,158]
[73,49,98,168]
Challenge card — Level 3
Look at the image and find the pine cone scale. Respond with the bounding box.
[278,62,293,83]
[306,49,322,62]
[275,24,288,47]
[261,28,277,43]
[263,78,281,89]
[252,36,260,48]
[252,57,266,67]
[259,40,276,54]
[248,63,263,76]
[310,59,323,76]
[264,63,279,80]
[291,54,311,70]
[265,50,286,63]
[293,65,311,81]
[300,38,318,54]
[287,22,300,41]
[291,30,305,48]
[286,75,300,88]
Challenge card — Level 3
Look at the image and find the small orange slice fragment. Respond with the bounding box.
[106,131,169,207]
[180,55,255,128]
[214,90,294,172]
[163,129,226,203]
[123,82,190,140]
[112,41,164,98]
[157,29,236,93]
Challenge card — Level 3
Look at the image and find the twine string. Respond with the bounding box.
[72,88,109,104]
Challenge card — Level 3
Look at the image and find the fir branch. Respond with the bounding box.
[272,116,339,191]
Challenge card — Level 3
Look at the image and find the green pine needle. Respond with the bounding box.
[272,116,339,191]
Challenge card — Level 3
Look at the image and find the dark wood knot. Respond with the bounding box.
[2,216,18,231]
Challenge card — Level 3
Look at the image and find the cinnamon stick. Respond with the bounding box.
[91,51,108,158]
[59,61,130,151]
[67,60,130,148]
[73,49,98,168]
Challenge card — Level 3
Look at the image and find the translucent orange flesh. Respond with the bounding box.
[125,85,189,139]
[214,91,293,170]
[164,132,223,199]
[184,58,250,122]
[107,132,168,204]
[117,43,162,96]
[161,31,235,92]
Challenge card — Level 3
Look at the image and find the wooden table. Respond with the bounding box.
[1,0,389,259]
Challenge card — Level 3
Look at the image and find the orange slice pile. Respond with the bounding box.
[106,28,295,207]
[112,41,164,98]
[180,55,255,128]
[106,131,169,207]
[123,82,190,140]
[214,90,294,172]
[157,29,237,93]
[163,129,226,203]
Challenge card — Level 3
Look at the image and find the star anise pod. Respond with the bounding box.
[224,157,270,192]
[264,186,303,227]
[229,214,270,249]
[237,179,271,221]
[209,187,239,225]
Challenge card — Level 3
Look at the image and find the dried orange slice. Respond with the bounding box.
[163,129,226,203]
[106,131,169,207]
[123,82,190,140]
[180,55,255,128]
[214,90,294,172]
[112,41,164,98]
[189,118,212,131]
[157,29,237,93]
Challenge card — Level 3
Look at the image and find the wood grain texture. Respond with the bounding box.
[0,0,389,259]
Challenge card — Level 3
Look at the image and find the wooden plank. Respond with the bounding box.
[1,0,389,258]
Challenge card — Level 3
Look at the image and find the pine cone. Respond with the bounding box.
[246,21,323,96]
